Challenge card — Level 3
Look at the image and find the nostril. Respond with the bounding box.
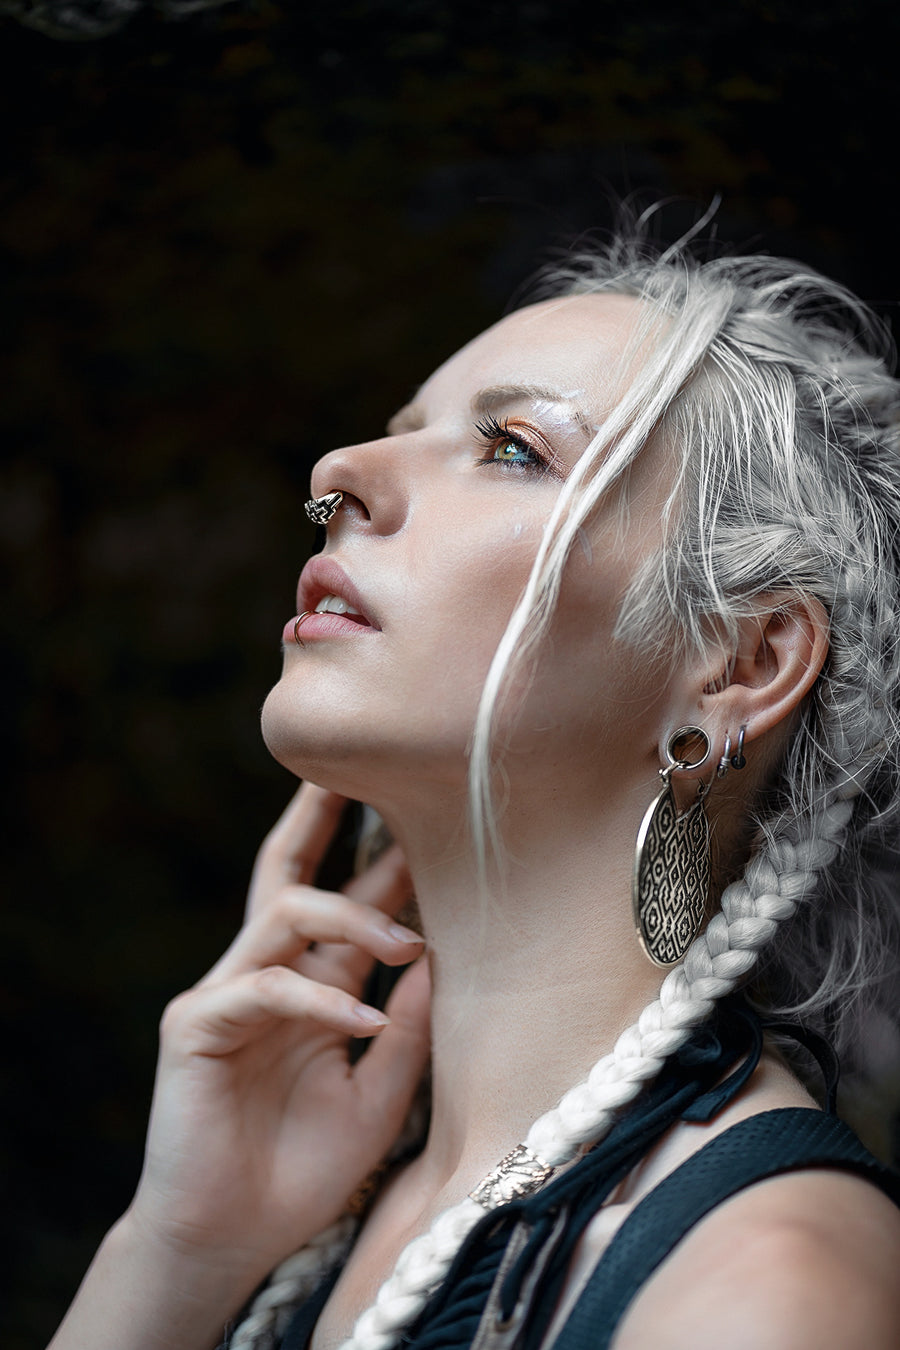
[336,491,370,523]
[305,489,370,526]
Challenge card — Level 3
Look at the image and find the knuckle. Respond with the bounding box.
[264,887,317,937]
[253,964,293,999]
[159,989,195,1039]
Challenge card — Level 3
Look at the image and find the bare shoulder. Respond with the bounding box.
[614,1167,900,1350]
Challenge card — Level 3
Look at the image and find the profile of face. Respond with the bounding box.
[261,293,675,819]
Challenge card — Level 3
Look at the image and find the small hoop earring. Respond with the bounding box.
[304,491,344,525]
[632,724,712,968]
[717,732,733,779]
[731,724,747,770]
[293,611,313,646]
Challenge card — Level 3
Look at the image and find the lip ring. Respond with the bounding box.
[293,611,313,647]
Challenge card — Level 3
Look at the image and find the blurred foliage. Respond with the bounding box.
[2,1,898,1343]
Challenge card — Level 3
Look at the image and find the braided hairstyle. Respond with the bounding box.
[230,229,900,1350]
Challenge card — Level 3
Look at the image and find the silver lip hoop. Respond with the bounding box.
[293,611,313,646]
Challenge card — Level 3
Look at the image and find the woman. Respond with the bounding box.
[50,230,900,1350]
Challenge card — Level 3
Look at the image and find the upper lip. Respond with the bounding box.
[297,557,380,629]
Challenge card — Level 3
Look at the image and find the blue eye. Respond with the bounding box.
[491,437,535,465]
[474,415,546,473]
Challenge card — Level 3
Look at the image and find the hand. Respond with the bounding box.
[129,783,430,1285]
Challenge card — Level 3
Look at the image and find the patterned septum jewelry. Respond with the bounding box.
[304,492,344,525]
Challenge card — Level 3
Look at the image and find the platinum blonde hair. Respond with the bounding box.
[231,228,900,1350]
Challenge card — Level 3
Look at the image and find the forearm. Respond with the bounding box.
[47,1211,263,1350]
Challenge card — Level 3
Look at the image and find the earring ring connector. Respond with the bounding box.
[663,724,712,778]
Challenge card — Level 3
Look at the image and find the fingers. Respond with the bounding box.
[247,783,348,920]
[206,879,424,987]
[306,844,417,989]
[163,966,392,1058]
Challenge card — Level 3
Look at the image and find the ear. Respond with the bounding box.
[693,593,830,751]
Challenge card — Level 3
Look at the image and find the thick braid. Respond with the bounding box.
[228,1082,433,1350]
[232,233,900,1350]
[345,1200,485,1350]
[527,793,855,1161]
[335,784,861,1350]
[227,1218,357,1350]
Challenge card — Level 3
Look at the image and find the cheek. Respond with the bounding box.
[404,515,545,625]
[526,539,665,744]
[391,516,547,701]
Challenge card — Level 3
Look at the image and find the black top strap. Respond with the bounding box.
[554,1106,900,1350]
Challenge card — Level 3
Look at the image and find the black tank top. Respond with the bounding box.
[279,1000,900,1350]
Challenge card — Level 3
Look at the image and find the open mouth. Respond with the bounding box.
[313,594,373,627]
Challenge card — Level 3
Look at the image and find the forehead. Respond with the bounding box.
[416,292,643,417]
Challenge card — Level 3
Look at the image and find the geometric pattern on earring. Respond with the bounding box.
[304,491,344,525]
[632,725,712,968]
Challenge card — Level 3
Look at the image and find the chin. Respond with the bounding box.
[260,679,337,777]
[259,679,391,802]
[260,679,473,811]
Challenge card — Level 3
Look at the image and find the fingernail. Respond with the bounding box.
[387,923,424,945]
[353,1005,390,1029]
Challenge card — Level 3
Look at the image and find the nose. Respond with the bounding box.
[310,435,410,536]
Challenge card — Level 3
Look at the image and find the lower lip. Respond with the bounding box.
[282,613,378,645]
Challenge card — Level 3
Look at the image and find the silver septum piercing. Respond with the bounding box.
[304,492,344,525]
[293,611,313,646]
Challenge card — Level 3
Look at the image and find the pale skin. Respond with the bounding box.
[50,295,900,1350]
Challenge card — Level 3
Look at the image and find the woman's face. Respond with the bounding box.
[262,293,674,808]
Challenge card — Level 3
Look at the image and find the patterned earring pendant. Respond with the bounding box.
[632,726,712,967]
[632,775,709,967]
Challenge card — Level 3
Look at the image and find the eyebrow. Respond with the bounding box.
[386,383,595,440]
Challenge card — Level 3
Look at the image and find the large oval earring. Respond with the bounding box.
[632,725,712,968]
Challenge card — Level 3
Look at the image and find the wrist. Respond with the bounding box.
[48,1209,271,1350]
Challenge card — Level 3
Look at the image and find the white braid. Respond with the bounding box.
[230,230,900,1349]
[227,1218,357,1350]
[331,788,858,1350]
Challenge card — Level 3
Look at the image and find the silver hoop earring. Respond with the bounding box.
[717,732,733,779]
[632,725,712,968]
[731,723,747,770]
[304,491,343,525]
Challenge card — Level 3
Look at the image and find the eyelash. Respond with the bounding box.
[473,414,552,475]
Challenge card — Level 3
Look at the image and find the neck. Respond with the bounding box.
[378,772,665,1195]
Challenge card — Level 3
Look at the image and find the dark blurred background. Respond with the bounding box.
[2,1,898,1343]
